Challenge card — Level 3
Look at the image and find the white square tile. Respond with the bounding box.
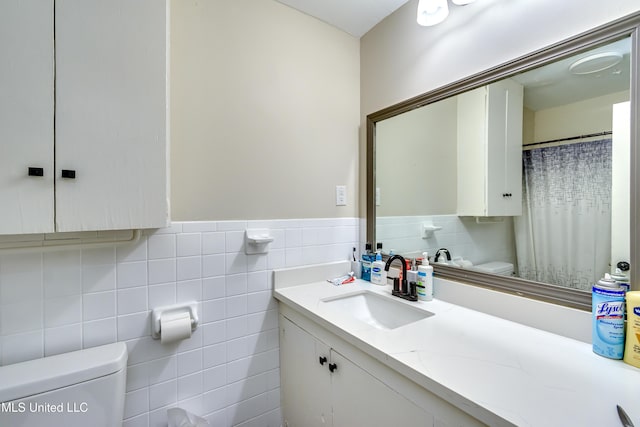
[285,228,302,248]
[203,388,227,414]
[226,316,247,340]
[285,248,303,267]
[177,279,202,303]
[148,283,176,308]
[124,388,149,419]
[45,295,82,327]
[148,234,176,259]
[178,348,203,377]
[83,291,116,321]
[225,253,247,275]
[118,312,150,341]
[226,295,247,318]
[118,287,148,315]
[83,317,117,348]
[1,330,43,364]
[177,233,202,257]
[44,323,82,356]
[202,232,225,255]
[82,247,116,266]
[246,254,267,272]
[203,343,226,368]
[0,300,43,335]
[247,291,274,314]
[117,262,147,289]
[269,229,285,249]
[225,231,245,253]
[44,251,82,298]
[202,254,225,278]
[126,362,149,392]
[148,355,177,385]
[202,299,225,323]
[225,274,247,297]
[82,264,116,293]
[247,271,268,293]
[117,241,147,263]
[267,249,286,270]
[123,413,148,427]
[203,365,226,392]
[202,276,225,300]
[182,221,217,233]
[226,336,249,361]
[226,357,252,384]
[177,372,202,401]
[177,256,201,281]
[148,258,176,285]
[216,221,247,232]
[0,255,43,304]
[149,379,177,410]
[202,321,226,346]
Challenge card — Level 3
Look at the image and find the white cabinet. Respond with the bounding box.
[280,315,440,427]
[0,0,168,235]
[457,79,523,217]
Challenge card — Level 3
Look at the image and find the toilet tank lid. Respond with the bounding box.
[0,342,127,402]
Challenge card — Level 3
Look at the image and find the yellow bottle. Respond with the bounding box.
[624,291,640,368]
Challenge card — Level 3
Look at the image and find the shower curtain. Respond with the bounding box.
[514,139,612,290]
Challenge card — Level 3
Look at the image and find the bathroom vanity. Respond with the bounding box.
[274,261,640,427]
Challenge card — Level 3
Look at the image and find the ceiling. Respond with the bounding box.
[275,0,411,38]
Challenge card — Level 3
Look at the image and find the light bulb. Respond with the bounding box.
[417,0,449,26]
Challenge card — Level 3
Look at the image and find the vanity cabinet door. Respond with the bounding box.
[330,349,431,427]
[0,0,55,234]
[457,79,523,217]
[280,316,332,427]
[54,0,168,232]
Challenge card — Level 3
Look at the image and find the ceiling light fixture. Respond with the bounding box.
[417,0,476,27]
[569,52,623,75]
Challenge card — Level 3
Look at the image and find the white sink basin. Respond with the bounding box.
[321,291,433,330]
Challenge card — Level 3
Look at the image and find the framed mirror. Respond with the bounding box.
[366,12,640,310]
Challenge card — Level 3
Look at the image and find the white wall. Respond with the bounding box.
[171,0,360,221]
[360,0,640,216]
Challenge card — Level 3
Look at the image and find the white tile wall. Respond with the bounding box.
[0,218,359,427]
[376,215,517,266]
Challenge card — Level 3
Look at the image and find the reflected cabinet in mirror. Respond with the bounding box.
[367,13,640,310]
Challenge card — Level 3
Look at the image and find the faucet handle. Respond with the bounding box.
[393,277,400,293]
[409,281,417,298]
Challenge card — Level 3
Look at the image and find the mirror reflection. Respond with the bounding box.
[375,36,631,291]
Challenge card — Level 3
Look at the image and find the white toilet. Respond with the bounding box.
[0,342,127,427]
[474,261,514,276]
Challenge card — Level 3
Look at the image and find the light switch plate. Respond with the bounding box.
[336,185,347,206]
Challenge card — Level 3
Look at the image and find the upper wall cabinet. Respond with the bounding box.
[457,79,524,217]
[0,0,168,235]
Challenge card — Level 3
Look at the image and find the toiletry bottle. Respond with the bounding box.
[624,291,640,368]
[371,252,387,285]
[361,243,373,281]
[417,252,433,301]
[351,247,362,279]
[406,258,418,285]
[592,274,625,359]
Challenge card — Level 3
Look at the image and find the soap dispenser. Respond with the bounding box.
[417,252,433,301]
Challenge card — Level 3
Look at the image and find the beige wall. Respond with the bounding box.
[170,0,360,220]
[376,98,457,216]
[361,0,640,217]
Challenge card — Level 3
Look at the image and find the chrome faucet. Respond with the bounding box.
[384,254,418,301]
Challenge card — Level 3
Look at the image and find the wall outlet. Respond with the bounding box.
[336,185,347,206]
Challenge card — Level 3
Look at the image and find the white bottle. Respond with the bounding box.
[371,252,387,285]
[417,252,433,301]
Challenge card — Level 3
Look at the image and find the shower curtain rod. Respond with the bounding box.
[523,131,612,148]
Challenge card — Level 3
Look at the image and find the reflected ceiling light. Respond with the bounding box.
[417,0,449,27]
[451,0,476,4]
[569,52,623,75]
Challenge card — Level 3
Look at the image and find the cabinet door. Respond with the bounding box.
[280,316,332,427]
[330,349,432,427]
[54,0,168,232]
[0,0,55,234]
[486,79,523,216]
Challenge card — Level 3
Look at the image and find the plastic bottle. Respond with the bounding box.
[361,243,374,281]
[624,291,640,368]
[417,252,433,301]
[371,252,387,285]
[592,274,625,359]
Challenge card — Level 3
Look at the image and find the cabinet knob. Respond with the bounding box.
[61,169,76,179]
[28,167,44,177]
[319,356,327,366]
[328,363,337,373]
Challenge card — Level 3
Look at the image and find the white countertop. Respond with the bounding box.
[274,276,640,427]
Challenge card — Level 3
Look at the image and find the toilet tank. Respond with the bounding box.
[0,342,127,427]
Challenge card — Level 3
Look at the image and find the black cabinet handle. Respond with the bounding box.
[28,167,44,177]
[319,356,327,366]
[61,169,76,179]
[328,363,337,373]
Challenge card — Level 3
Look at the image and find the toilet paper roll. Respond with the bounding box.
[160,311,192,344]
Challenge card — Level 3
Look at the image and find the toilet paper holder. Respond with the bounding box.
[151,302,199,340]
